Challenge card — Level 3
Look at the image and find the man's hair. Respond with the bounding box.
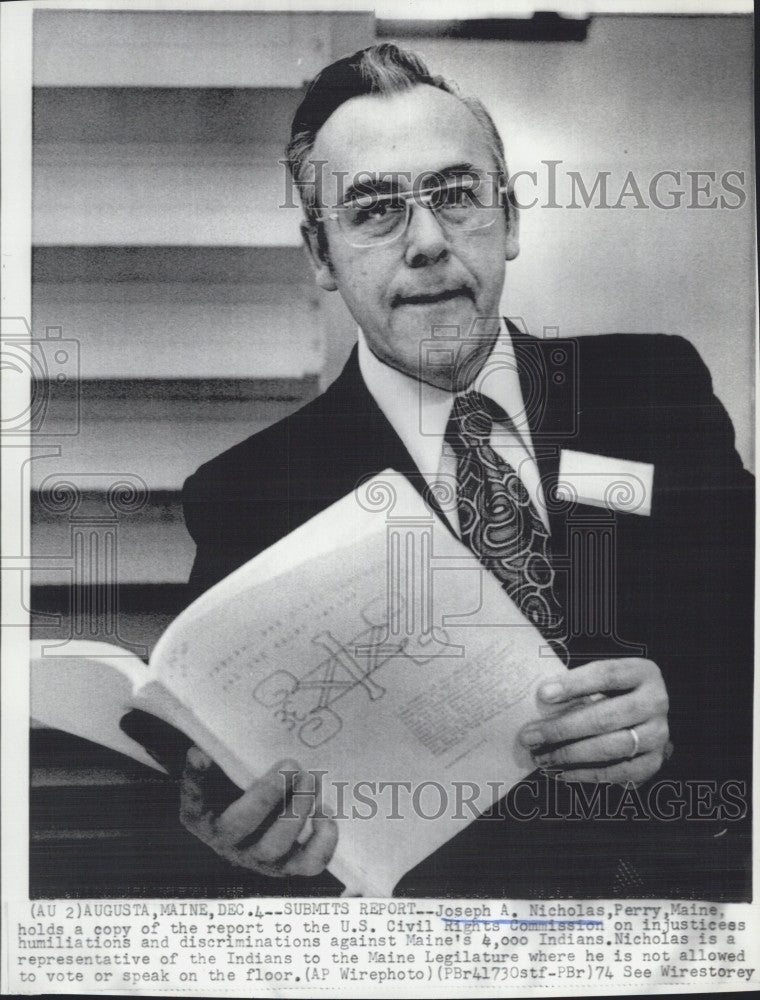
[286,42,509,232]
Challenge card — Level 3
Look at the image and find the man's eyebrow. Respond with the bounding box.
[341,179,395,204]
[338,164,484,204]
[437,162,481,179]
[339,172,411,204]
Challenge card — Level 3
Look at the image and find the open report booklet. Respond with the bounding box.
[31,471,568,897]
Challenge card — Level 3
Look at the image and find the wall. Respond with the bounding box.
[383,15,754,468]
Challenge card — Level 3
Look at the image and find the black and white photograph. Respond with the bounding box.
[1,0,757,995]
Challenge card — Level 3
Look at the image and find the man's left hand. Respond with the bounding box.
[519,657,670,785]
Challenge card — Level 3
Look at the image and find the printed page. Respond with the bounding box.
[150,474,568,894]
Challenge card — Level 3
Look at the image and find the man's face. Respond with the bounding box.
[305,85,519,390]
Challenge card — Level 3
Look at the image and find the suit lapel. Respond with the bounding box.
[316,346,454,529]
[512,325,580,543]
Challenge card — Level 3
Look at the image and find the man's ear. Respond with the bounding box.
[505,202,520,261]
[302,222,338,291]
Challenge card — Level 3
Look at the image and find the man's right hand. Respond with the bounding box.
[179,747,338,877]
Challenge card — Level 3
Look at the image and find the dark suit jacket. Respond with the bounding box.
[183,330,754,899]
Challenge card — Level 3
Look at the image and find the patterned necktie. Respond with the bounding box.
[446,390,568,663]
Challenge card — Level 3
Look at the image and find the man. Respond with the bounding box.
[179,44,753,898]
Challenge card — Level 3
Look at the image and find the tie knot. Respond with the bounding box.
[447,391,495,451]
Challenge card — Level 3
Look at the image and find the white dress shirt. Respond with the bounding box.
[357,322,549,535]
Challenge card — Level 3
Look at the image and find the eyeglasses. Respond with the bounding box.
[320,178,508,249]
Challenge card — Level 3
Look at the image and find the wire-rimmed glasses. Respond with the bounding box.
[320,176,508,249]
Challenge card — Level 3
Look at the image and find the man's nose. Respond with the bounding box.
[403,202,449,267]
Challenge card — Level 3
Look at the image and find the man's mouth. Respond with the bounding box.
[394,287,473,306]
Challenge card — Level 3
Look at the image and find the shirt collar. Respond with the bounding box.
[357,321,533,480]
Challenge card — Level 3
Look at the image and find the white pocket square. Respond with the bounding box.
[556,449,654,516]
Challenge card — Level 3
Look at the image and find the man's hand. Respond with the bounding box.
[519,657,670,785]
[179,748,338,876]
